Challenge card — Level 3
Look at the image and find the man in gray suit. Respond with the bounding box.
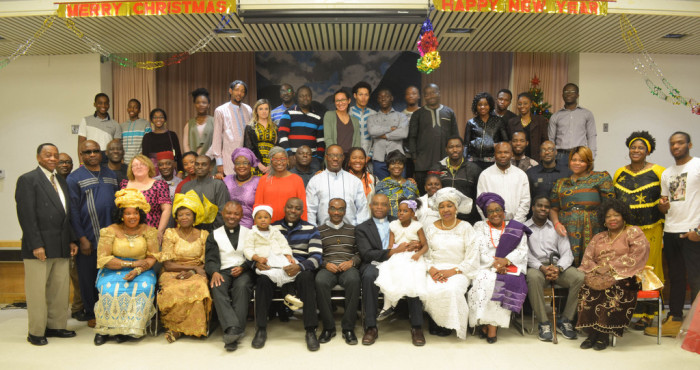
[16,143,78,345]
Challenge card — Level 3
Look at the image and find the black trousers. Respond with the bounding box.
[361,264,423,329]
[255,270,318,329]
[664,232,700,317]
[315,267,360,331]
[210,269,254,336]
[75,252,98,319]
[414,171,427,196]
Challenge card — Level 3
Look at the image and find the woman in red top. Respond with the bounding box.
[254,146,307,223]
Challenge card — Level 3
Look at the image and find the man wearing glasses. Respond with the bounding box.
[66,140,119,328]
[548,83,597,162]
[271,83,297,125]
[526,141,573,200]
[306,145,368,227]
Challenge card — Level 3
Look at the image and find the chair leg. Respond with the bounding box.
[611,333,616,347]
[657,297,662,345]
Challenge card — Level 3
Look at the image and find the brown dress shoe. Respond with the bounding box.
[87,319,96,328]
[362,327,378,345]
[411,327,426,346]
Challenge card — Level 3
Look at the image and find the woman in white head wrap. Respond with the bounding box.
[421,187,479,339]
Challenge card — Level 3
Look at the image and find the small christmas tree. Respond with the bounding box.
[529,75,552,119]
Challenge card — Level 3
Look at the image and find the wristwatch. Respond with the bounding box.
[454,268,462,274]
[694,228,700,237]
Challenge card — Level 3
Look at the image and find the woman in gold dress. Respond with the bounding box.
[157,190,218,342]
[94,189,158,345]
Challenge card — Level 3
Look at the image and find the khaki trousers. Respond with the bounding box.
[526,267,584,323]
[24,258,70,336]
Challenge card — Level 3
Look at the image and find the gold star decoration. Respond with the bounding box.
[634,194,647,204]
[618,175,626,183]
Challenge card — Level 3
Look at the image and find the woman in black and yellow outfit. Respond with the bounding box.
[244,99,278,176]
[613,131,665,330]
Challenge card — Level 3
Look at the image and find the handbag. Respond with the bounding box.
[636,265,664,291]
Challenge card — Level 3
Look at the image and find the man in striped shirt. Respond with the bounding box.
[278,86,325,171]
[120,99,151,164]
[350,81,376,159]
[315,198,361,345]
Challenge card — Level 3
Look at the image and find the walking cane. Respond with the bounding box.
[549,252,561,344]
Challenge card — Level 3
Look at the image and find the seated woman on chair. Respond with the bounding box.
[157,190,218,342]
[576,199,649,351]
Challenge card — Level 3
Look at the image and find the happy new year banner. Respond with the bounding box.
[434,0,610,15]
[56,1,236,18]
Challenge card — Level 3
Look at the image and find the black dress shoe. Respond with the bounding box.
[252,328,267,349]
[593,339,609,351]
[318,329,336,343]
[306,330,320,351]
[342,330,358,345]
[45,329,76,338]
[71,311,88,321]
[27,334,48,346]
[486,336,498,344]
[224,341,238,352]
[94,334,108,346]
[580,337,595,349]
[115,335,132,343]
[223,327,244,345]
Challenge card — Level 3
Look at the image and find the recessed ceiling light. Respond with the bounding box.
[662,33,687,39]
[214,29,244,37]
[446,28,474,34]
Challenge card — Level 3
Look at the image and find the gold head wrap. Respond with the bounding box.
[172,190,218,226]
[114,188,151,213]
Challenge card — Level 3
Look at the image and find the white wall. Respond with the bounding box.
[0,54,105,241]
[578,53,700,175]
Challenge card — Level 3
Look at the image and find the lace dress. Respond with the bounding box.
[422,221,479,339]
[374,220,427,305]
[467,221,528,328]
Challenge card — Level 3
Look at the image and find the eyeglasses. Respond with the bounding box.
[335,99,348,103]
[540,148,555,153]
[486,208,504,215]
[234,161,250,167]
[563,90,577,94]
[81,150,101,155]
[152,116,165,120]
[58,160,73,165]
[280,88,293,93]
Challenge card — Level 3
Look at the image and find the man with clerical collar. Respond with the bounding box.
[181,155,230,231]
[17,143,78,345]
[525,196,582,342]
[205,201,254,352]
[476,142,530,222]
[271,83,297,124]
[511,131,539,172]
[252,197,323,351]
[526,141,572,199]
[315,198,361,345]
[66,140,119,328]
[153,151,182,201]
[306,145,368,227]
[356,193,425,346]
[289,145,315,187]
[278,86,325,171]
[106,139,128,183]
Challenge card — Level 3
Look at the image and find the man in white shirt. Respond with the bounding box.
[306,145,369,226]
[647,131,700,338]
[476,142,530,222]
[525,196,583,342]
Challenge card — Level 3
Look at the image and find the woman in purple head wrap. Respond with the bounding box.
[223,147,260,228]
[468,192,530,343]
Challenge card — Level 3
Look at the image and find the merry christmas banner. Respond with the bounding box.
[434,0,611,15]
[56,0,236,18]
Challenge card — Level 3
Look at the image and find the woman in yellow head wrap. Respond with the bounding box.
[157,190,218,342]
[93,188,158,346]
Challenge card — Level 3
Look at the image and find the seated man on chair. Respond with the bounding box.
[315,198,361,345]
[525,195,583,341]
[252,197,323,351]
[356,193,425,346]
[205,200,254,352]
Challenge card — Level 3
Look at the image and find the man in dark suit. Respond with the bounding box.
[16,143,78,345]
[356,193,425,346]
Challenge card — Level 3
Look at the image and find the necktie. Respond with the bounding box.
[50,174,59,194]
